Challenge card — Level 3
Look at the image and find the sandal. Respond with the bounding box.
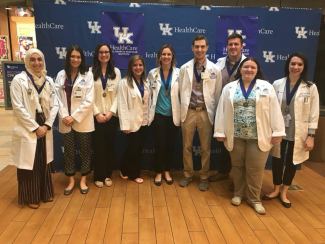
[28,203,40,209]
[134,178,143,184]
[48,197,54,202]
[119,171,128,180]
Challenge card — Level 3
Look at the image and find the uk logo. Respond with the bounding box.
[200,6,211,10]
[295,27,307,39]
[193,146,202,156]
[159,23,173,36]
[87,21,101,34]
[227,29,247,46]
[129,3,140,7]
[269,7,280,11]
[113,27,133,44]
[54,0,66,5]
[263,51,275,63]
[55,47,67,59]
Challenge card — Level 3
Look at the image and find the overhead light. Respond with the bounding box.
[5,8,12,10]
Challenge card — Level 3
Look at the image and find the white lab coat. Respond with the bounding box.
[215,54,247,70]
[214,79,286,152]
[9,72,59,170]
[91,67,121,115]
[179,58,222,125]
[272,78,319,164]
[117,77,151,132]
[147,67,180,126]
[55,70,94,133]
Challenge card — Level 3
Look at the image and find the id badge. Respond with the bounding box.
[201,72,209,80]
[284,114,291,127]
[151,80,157,89]
[74,88,82,100]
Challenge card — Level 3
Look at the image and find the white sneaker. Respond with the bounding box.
[251,203,266,215]
[231,196,242,206]
[104,178,112,187]
[94,181,103,188]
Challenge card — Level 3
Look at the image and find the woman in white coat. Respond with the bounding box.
[91,42,121,188]
[148,44,180,186]
[214,57,285,215]
[118,55,150,184]
[262,53,319,208]
[9,49,58,209]
[55,45,94,195]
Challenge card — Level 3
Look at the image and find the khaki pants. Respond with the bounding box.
[181,109,212,179]
[229,138,269,205]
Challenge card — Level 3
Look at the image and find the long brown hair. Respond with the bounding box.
[156,44,176,67]
[92,42,116,81]
[125,55,146,88]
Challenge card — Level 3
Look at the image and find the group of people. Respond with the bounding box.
[9,33,319,215]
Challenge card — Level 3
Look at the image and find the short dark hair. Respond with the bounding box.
[192,34,208,46]
[227,33,243,45]
[156,44,177,67]
[234,57,266,80]
[64,45,89,76]
[125,55,146,88]
[92,42,116,81]
[284,52,312,86]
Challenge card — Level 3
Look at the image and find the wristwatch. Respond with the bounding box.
[308,134,315,137]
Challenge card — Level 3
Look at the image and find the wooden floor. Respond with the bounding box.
[1,167,325,244]
[2,108,325,243]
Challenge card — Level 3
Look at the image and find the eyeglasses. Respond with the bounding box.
[99,51,110,55]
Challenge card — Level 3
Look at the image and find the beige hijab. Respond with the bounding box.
[24,49,47,87]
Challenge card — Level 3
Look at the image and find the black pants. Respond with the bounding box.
[272,139,297,186]
[121,126,148,180]
[92,116,118,182]
[218,142,232,174]
[153,113,179,173]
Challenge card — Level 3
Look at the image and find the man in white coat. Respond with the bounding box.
[209,33,246,186]
[179,34,222,191]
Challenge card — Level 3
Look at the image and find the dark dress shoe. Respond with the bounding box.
[154,180,162,186]
[64,186,74,195]
[262,194,279,200]
[164,176,174,185]
[80,185,89,194]
[279,196,291,208]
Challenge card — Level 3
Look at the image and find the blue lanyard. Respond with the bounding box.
[67,74,78,92]
[133,75,144,98]
[286,76,301,106]
[26,71,46,94]
[160,67,172,91]
[239,78,256,100]
[226,55,241,77]
[100,71,110,90]
[193,63,205,83]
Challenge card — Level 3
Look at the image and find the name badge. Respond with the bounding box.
[151,80,157,89]
[74,88,82,100]
[107,82,114,91]
[201,72,209,80]
[260,88,269,97]
[209,72,216,79]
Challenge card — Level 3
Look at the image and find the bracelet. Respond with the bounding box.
[308,134,315,137]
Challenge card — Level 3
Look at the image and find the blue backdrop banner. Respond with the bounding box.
[101,12,145,69]
[215,15,259,58]
[32,0,321,172]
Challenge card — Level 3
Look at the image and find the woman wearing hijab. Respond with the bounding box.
[9,49,58,209]
[55,45,94,195]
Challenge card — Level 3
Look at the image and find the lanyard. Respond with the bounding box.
[226,55,241,77]
[286,76,301,106]
[67,74,79,92]
[193,63,205,83]
[100,70,110,90]
[133,75,144,98]
[160,67,172,91]
[239,78,256,100]
[26,71,46,94]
